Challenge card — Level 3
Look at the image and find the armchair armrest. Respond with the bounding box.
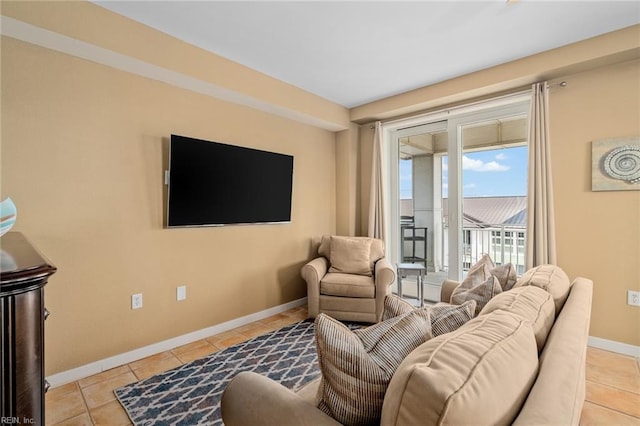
[221,372,340,426]
[441,279,460,303]
[374,257,396,321]
[374,257,396,288]
[301,257,329,318]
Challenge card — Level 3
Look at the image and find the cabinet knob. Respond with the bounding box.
[44,380,51,393]
[44,307,51,320]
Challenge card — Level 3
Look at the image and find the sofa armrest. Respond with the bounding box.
[221,372,341,426]
[440,279,460,303]
[301,257,329,318]
[513,278,593,426]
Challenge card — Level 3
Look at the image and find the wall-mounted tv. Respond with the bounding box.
[166,134,294,227]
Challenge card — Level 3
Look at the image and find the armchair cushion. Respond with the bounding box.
[318,235,385,268]
[328,236,373,276]
[320,273,375,298]
[314,310,432,425]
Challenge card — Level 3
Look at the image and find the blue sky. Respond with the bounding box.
[400,145,528,198]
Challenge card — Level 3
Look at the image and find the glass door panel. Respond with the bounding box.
[394,122,448,301]
[454,111,529,278]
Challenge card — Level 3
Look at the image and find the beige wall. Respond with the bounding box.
[550,59,640,346]
[1,36,337,374]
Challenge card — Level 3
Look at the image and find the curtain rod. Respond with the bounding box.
[369,81,567,129]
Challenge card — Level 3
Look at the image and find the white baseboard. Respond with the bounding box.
[588,336,640,358]
[46,297,308,388]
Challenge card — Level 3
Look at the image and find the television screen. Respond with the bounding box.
[167,134,294,227]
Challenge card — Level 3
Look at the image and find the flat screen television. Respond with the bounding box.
[166,134,294,227]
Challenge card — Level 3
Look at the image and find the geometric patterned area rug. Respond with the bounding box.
[115,319,360,426]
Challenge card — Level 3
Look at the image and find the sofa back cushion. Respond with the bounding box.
[381,310,538,426]
[479,285,556,352]
[513,264,571,315]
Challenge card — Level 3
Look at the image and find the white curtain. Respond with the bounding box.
[526,82,557,268]
[368,121,386,240]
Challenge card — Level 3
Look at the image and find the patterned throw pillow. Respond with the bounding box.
[314,310,432,425]
[476,253,496,270]
[451,275,502,315]
[382,295,476,336]
[491,263,518,291]
[381,293,414,321]
[429,300,477,336]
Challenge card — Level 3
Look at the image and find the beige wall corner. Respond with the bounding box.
[358,123,376,237]
[1,0,350,131]
[335,124,360,236]
[350,24,640,124]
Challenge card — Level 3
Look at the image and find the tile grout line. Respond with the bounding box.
[584,398,640,420]
[585,379,640,419]
[77,380,96,426]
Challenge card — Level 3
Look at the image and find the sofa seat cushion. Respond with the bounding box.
[381,310,538,426]
[314,310,432,426]
[480,285,555,352]
[514,264,571,315]
[320,273,375,298]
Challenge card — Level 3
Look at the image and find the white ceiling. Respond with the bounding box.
[94,1,640,108]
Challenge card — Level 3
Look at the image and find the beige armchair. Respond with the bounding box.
[301,235,395,323]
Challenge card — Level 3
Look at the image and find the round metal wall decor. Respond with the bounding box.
[602,145,640,184]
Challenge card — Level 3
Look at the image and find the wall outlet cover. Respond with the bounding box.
[177,285,187,301]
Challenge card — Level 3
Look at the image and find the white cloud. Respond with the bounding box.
[495,153,507,161]
[463,155,510,172]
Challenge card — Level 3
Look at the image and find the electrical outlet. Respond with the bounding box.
[131,293,143,309]
[628,290,640,307]
[177,285,187,301]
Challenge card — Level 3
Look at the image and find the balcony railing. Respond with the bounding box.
[444,224,526,275]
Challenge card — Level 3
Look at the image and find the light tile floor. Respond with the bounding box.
[46,306,640,425]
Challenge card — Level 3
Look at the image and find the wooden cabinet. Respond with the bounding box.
[1,232,56,425]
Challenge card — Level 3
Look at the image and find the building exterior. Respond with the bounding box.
[401,196,527,274]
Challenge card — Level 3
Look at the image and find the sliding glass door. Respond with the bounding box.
[388,98,530,286]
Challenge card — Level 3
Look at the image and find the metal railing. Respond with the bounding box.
[445,224,526,275]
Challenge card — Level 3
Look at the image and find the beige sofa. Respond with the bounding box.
[222,270,593,425]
